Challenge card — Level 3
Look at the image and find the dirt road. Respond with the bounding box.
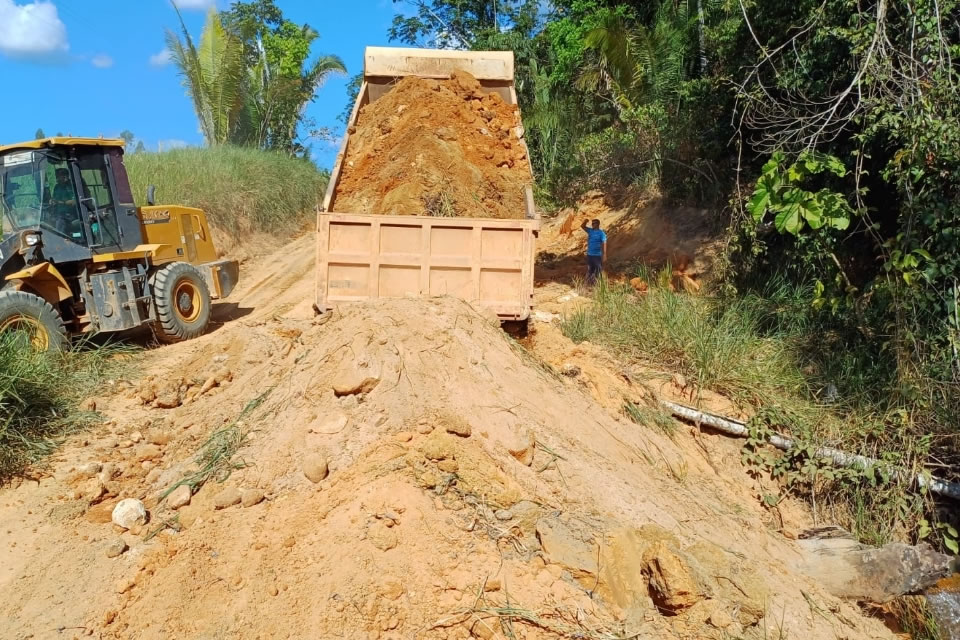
[0,230,896,640]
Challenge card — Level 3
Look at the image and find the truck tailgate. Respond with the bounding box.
[316,212,538,320]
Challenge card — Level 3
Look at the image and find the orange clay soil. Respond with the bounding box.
[333,70,532,219]
[0,236,898,640]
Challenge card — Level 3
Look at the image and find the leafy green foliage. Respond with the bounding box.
[166,7,248,146]
[166,2,344,154]
[749,152,855,235]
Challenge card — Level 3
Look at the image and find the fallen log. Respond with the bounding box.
[660,400,960,501]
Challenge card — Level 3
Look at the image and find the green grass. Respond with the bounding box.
[0,335,130,482]
[126,146,329,235]
[561,273,959,552]
[562,276,809,409]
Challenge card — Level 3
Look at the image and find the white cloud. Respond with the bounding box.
[149,48,172,67]
[174,0,215,9]
[0,0,69,60]
[91,53,113,68]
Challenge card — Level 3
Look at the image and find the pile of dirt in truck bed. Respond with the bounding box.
[0,240,897,640]
[333,70,532,219]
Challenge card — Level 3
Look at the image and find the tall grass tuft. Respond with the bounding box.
[0,335,130,482]
[126,146,329,235]
[562,278,809,408]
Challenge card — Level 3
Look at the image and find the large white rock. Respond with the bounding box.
[111,498,147,529]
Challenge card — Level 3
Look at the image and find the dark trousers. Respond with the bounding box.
[586,255,603,284]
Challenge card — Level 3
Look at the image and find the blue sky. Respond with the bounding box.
[0,0,404,168]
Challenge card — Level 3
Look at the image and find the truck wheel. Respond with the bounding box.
[151,263,212,343]
[0,290,68,353]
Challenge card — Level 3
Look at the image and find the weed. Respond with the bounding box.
[0,334,132,482]
[161,389,272,500]
[424,187,458,217]
[623,400,676,436]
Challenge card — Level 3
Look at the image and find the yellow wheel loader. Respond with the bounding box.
[0,137,239,352]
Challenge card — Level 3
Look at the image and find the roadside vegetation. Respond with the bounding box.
[384,1,959,568]
[0,335,128,483]
[126,146,328,235]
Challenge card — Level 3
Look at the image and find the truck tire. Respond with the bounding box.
[151,262,212,343]
[0,290,68,353]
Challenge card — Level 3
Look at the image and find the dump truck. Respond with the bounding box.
[316,47,539,323]
[0,137,238,351]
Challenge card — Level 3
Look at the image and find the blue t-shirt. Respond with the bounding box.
[585,228,607,256]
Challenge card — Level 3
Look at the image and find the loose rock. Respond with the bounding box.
[643,541,704,612]
[437,459,459,473]
[214,487,242,509]
[134,444,162,462]
[115,577,136,594]
[79,462,102,477]
[331,360,380,396]
[111,499,147,530]
[369,523,399,551]
[506,429,536,466]
[444,416,472,437]
[302,454,330,483]
[167,484,192,510]
[154,391,181,409]
[105,538,128,558]
[147,429,172,446]
[241,488,265,508]
[560,363,581,377]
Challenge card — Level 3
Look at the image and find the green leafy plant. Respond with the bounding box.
[918,518,959,555]
[749,151,855,235]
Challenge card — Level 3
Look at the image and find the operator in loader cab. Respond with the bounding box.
[50,167,78,233]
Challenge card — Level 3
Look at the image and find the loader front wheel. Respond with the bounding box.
[151,262,212,343]
[0,290,68,353]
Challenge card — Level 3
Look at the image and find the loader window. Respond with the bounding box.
[0,150,86,244]
[76,153,120,246]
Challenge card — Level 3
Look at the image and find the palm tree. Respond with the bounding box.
[166,7,248,146]
[244,26,345,153]
[580,1,695,114]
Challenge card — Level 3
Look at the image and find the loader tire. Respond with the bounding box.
[151,262,212,343]
[0,290,67,353]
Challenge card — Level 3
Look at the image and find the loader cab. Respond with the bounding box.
[0,138,143,264]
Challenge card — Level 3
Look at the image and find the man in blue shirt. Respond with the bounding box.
[580,218,607,285]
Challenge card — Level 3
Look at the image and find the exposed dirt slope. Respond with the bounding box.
[0,236,895,640]
[537,192,723,285]
[333,71,532,219]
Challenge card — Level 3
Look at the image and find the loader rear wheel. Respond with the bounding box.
[151,262,212,343]
[0,290,68,354]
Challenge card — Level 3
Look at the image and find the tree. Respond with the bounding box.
[134,141,146,153]
[119,130,135,150]
[35,128,45,139]
[242,21,345,153]
[389,0,540,49]
[166,7,248,145]
[165,1,345,153]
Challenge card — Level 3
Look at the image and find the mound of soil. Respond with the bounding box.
[333,70,532,219]
[0,238,895,640]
